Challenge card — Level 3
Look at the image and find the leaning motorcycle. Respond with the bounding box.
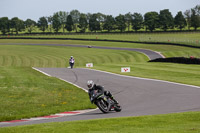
[90,90,121,113]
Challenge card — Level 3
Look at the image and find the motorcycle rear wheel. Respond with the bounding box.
[114,105,122,112]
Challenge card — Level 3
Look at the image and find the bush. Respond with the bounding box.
[149,57,200,64]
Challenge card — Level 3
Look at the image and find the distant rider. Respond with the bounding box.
[87,80,118,104]
[69,56,75,69]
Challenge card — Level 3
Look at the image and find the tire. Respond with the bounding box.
[114,105,122,112]
[96,99,109,113]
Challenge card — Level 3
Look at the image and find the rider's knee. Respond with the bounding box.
[104,91,112,97]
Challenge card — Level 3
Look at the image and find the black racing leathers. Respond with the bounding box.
[88,84,104,100]
[88,84,118,103]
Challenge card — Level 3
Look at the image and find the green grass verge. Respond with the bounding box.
[0,67,95,122]
[0,39,200,58]
[2,32,200,47]
[0,112,200,133]
[0,43,199,86]
[94,62,200,86]
[0,44,148,67]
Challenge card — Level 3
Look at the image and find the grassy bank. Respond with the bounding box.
[0,44,148,67]
[0,43,199,86]
[1,32,200,47]
[0,67,95,122]
[0,112,200,133]
[0,39,200,58]
[95,62,200,86]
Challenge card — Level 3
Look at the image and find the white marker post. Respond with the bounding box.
[86,63,93,68]
[121,67,130,72]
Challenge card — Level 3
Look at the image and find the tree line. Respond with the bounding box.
[0,5,200,35]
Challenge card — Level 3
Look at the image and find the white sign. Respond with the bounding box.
[121,67,130,72]
[86,63,93,67]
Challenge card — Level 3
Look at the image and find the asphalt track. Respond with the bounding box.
[1,68,200,127]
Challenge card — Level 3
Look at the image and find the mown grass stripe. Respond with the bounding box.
[0,56,3,66]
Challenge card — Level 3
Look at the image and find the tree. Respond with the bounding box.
[37,17,48,33]
[144,12,159,32]
[0,17,10,35]
[52,13,62,33]
[103,15,116,32]
[115,14,126,32]
[131,13,143,31]
[58,11,68,33]
[89,14,100,32]
[184,10,192,30]
[10,17,25,34]
[96,12,106,31]
[191,8,200,30]
[125,12,132,31]
[195,5,200,15]
[158,9,174,31]
[66,15,73,32]
[25,19,36,33]
[78,13,88,33]
[86,13,92,23]
[47,16,53,32]
[70,10,80,32]
[174,11,186,30]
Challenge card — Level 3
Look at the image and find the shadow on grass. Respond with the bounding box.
[149,57,200,65]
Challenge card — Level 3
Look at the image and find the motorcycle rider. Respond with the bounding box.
[87,80,119,104]
[69,56,75,69]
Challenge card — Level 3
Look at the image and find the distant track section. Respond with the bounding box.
[0,43,164,60]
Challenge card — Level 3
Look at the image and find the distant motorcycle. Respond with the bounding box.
[90,90,121,113]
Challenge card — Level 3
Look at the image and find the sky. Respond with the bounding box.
[0,0,199,21]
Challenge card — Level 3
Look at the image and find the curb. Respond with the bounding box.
[0,109,96,124]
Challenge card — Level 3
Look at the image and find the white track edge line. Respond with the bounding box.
[59,77,88,93]
[32,67,98,112]
[82,68,200,89]
[32,67,51,77]
[32,67,88,92]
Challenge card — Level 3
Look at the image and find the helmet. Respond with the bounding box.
[87,80,94,89]
[71,56,73,58]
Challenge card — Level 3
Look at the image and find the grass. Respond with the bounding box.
[1,39,200,58]
[2,32,200,47]
[0,112,200,133]
[0,67,95,122]
[0,44,148,67]
[95,62,200,86]
[0,42,199,86]
[0,39,200,131]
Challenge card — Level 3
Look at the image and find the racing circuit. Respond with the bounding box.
[1,44,200,127]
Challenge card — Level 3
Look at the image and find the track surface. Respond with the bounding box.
[1,68,200,127]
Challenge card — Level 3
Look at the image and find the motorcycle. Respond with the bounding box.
[90,90,121,113]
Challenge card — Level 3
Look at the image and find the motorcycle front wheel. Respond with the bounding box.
[96,99,109,113]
